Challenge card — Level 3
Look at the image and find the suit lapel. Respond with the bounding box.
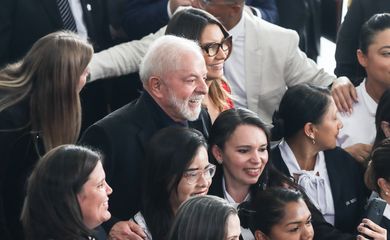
[324,151,342,221]
[243,9,263,113]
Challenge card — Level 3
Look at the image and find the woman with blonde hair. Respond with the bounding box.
[0,31,93,240]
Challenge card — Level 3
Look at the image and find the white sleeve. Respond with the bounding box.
[88,26,166,81]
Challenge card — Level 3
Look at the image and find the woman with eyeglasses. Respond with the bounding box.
[165,8,233,123]
[132,127,216,240]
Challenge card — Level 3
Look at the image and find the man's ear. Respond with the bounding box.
[147,76,164,99]
[211,145,223,164]
[357,49,368,68]
[381,121,390,137]
[254,230,269,240]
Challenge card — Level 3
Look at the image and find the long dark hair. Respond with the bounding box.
[169,195,237,240]
[21,145,102,240]
[141,127,208,240]
[272,84,331,141]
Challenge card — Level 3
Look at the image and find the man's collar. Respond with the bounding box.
[228,14,245,40]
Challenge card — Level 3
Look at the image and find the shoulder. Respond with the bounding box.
[324,147,362,170]
[244,9,297,38]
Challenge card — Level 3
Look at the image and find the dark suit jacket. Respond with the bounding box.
[79,91,211,231]
[271,146,368,234]
[0,100,42,240]
[276,0,321,61]
[121,0,278,41]
[334,0,390,85]
[0,0,111,66]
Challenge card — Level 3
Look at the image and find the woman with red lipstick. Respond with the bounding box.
[165,8,233,123]
[21,145,112,240]
[271,84,368,234]
[133,127,216,240]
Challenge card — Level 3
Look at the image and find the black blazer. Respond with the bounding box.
[0,100,42,240]
[271,146,368,234]
[0,0,111,66]
[79,92,211,231]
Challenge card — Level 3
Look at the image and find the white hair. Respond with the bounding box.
[139,35,203,86]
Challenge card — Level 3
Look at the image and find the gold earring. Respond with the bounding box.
[309,135,315,145]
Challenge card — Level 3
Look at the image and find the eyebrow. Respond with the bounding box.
[236,143,267,148]
[286,215,312,226]
[379,46,390,50]
[185,164,211,172]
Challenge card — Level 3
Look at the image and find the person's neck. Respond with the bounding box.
[365,79,385,103]
[224,175,250,203]
[286,135,318,171]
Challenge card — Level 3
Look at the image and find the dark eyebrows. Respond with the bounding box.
[185,164,211,172]
[379,46,390,50]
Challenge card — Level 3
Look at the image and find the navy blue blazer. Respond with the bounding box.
[271,146,368,234]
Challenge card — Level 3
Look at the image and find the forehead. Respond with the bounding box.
[187,146,209,167]
[201,24,225,41]
[228,124,267,143]
[280,200,310,222]
[167,52,207,77]
[369,29,390,49]
[225,214,241,236]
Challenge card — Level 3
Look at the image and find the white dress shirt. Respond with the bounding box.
[224,15,247,108]
[222,177,254,240]
[68,0,88,40]
[279,140,335,225]
[337,79,377,148]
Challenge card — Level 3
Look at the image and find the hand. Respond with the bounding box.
[108,220,146,240]
[331,76,358,114]
[169,0,192,14]
[344,143,372,164]
[357,218,387,240]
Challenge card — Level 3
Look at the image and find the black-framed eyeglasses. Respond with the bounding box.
[183,164,217,185]
[201,35,232,57]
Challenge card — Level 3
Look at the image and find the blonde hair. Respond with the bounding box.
[0,31,93,151]
[208,77,231,112]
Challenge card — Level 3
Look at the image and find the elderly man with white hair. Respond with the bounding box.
[80,35,211,240]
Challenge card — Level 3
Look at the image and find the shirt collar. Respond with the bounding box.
[222,177,250,208]
[228,14,245,41]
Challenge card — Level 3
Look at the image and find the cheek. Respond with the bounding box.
[176,180,193,205]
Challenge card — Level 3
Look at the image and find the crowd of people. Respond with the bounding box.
[1,0,390,240]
